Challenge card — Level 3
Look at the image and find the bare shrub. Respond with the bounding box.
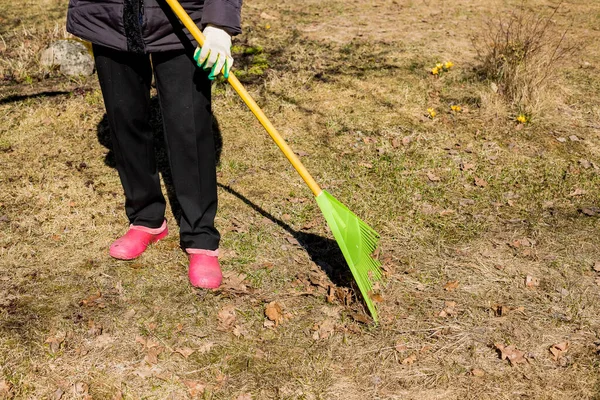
[473,2,579,116]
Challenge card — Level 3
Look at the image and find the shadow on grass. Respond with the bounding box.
[0,90,70,105]
[217,183,355,289]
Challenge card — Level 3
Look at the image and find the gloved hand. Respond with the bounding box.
[193,25,233,80]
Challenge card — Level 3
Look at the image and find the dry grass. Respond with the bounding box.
[472,1,579,119]
[2,0,600,399]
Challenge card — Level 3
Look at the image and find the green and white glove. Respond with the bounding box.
[193,25,233,80]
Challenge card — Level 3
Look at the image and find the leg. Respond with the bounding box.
[151,50,220,251]
[94,44,166,229]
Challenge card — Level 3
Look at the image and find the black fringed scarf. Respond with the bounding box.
[123,0,145,53]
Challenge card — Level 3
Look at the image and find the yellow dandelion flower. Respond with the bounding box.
[427,108,437,118]
[265,23,271,29]
[451,105,462,112]
[431,67,439,75]
[444,61,454,69]
[436,63,443,69]
[516,114,527,124]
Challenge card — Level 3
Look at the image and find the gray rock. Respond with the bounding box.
[40,40,94,76]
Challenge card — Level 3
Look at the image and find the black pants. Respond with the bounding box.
[94,44,220,251]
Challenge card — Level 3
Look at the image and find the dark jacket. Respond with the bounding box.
[66,0,242,53]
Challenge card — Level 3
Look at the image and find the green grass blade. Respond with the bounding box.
[316,190,382,323]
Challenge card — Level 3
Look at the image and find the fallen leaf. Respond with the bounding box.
[221,271,248,293]
[301,219,319,230]
[359,162,373,169]
[569,135,580,142]
[73,382,89,395]
[197,341,214,354]
[471,368,485,377]
[349,312,371,324]
[549,341,569,361]
[443,280,459,291]
[495,343,527,365]
[94,334,114,347]
[525,275,540,288]
[511,238,533,248]
[427,172,441,182]
[112,391,123,400]
[312,319,335,340]
[320,305,341,318]
[45,332,66,353]
[87,319,103,336]
[0,380,11,396]
[285,236,300,246]
[569,188,586,197]
[579,159,592,169]
[53,388,64,400]
[214,372,228,390]
[144,345,164,365]
[460,163,475,171]
[217,304,237,331]
[133,366,154,379]
[402,136,413,146]
[145,338,161,349]
[263,319,276,328]
[363,136,377,144]
[130,261,144,270]
[491,304,514,317]
[439,209,455,216]
[592,262,600,273]
[174,347,195,359]
[580,207,600,216]
[80,291,103,307]
[236,394,252,400]
[369,292,384,303]
[183,380,206,397]
[233,324,249,338]
[308,271,328,288]
[260,11,277,20]
[254,349,266,359]
[265,301,284,326]
[439,301,457,318]
[474,177,488,187]
[395,342,407,352]
[402,354,417,365]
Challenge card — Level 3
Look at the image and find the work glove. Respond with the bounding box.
[193,25,233,80]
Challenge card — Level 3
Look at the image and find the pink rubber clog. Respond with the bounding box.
[109,220,168,260]
[186,249,222,289]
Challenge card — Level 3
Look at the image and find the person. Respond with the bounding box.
[66,0,242,289]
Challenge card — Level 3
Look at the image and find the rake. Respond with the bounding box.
[164,0,383,322]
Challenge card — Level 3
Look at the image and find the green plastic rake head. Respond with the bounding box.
[165,0,383,322]
[316,191,383,322]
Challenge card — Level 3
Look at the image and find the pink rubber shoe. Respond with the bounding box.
[109,220,168,260]
[187,249,222,289]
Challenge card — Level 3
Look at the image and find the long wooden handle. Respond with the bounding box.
[163,0,323,197]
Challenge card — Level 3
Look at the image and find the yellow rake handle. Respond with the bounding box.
[164,0,323,197]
